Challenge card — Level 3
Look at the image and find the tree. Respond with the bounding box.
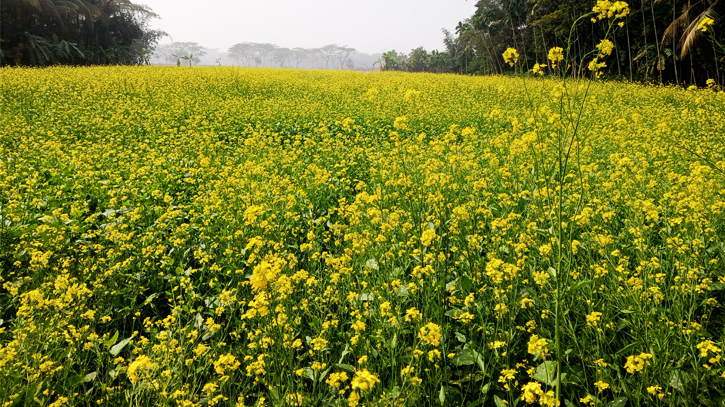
[153,42,206,66]
[1,0,164,66]
[334,46,356,69]
[435,0,724,84]
[272,47,291,68]
[318,44,339,69]
[290,47,309,68]
[408,47,430,72]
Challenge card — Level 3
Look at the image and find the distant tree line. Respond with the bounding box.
[226,43,357,70]
[1,0,165,66]
[375,47,459,73]
[151,42,207,66]
[151,42,374,70]
[383,0,724,86]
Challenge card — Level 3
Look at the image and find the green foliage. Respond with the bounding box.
[397,0,725,86]
[0,0,165,66]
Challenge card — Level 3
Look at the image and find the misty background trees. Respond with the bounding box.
[380,0,724,85]
[152,42,206,66]
[1,0,165,66]
[151,42,380,70]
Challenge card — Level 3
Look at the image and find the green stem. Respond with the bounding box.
[556,122,564,402]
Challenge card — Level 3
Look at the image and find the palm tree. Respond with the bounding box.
[662,0,720,58]
[5,0,103,64]
[661,0,721,83]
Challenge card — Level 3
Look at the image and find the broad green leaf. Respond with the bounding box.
[452,348,477,366]
[459,275,474,291]
[606,397,628,407]
[269,387,281,404]
[445,308,461,318]
[533,361,557,386]
[481,382,491,395]
[299,367,315,381]
[446,279,458,291]
[25,381,41,405]
[568,279,593,292]
[669,369,688,392]
[109,336,132,356]
[104,330,119,349]
[615,340,643,356]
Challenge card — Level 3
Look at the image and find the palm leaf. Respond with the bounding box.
[661,2,696,46]
[680,7,719,57]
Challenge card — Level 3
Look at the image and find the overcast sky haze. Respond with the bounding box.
[141,0,477,54]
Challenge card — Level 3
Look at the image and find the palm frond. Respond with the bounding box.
[661,4,694,46]
[21,0,43,10]
[680,7,719,57]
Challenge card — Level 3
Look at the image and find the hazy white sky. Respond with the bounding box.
[141,0,477,54]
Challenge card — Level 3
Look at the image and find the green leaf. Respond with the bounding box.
[299,367,315,381]
[606,397,628,407]
[334,363,355,372]
[547,267,557,278]
[445,308,461,318]
[446,279,458,291]
[439,385,446,405]
[365,258,379,270]
[268,386,281,404]
[533,361,557,386]
[568,279,593,292]
[337,345,351,364]
[460,275,474,291]
[481,382,491,395]
[669,369,688,393]
[615,340,643,356]
[452,348,477,366]
[104,330,119,349]
[476,354,485,372]
[319,365,332,383]
[494,395,507,407]
[109,336,132,356]
[24,381,40,405]
[451,348,485,371]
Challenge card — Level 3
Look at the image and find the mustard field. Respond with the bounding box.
[1,66,725,407]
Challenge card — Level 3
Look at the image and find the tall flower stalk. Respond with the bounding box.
[502,1,631,402]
